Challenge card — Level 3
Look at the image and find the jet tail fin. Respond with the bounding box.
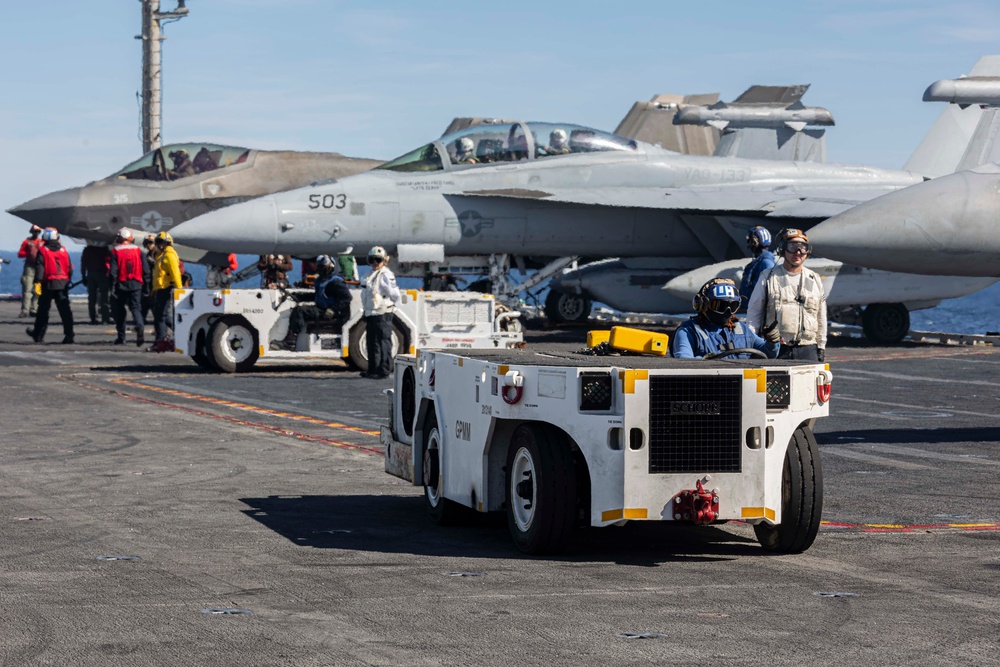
[614,93,720,154]
[904,55,1000,177]
[674,84,834,162]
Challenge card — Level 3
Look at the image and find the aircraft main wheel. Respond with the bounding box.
[347,321,405,373]
[754,425,823,554]
[191,328,218,371]
[208,316,259,373]
[505,423,577,554]
[422,409,469,525]
[544,290,592,324]
[862,303,910,345]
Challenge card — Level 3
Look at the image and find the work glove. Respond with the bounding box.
[760,322,781,344]
[817,348,825,363]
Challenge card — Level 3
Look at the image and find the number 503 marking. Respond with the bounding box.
[308,193,347,210]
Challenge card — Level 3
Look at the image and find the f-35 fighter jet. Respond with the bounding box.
[7,142,382,263]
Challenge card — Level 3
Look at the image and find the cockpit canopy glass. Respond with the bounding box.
[376,122,637,173]
[112,143,251,182]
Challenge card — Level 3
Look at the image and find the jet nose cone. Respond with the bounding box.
[662,260,747,301]
[172,197,278,254]
[809,167,1000,277]
[7,188,82,230]
[662,270,707,302]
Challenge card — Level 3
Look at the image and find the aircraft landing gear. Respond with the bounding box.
[862,303,910,345]
[544,290,592,324]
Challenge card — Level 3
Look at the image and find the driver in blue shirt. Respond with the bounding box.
[672,278,779,359]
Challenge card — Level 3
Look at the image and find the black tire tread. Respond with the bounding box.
[422,409,470,526]
[506,423,577,555]
[755,426,823,553]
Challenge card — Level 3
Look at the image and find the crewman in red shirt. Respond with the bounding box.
[109,229,149,346]
[26,229,75,344]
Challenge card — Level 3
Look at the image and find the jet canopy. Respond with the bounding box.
[111,143,251,182]
[376,122,638,173]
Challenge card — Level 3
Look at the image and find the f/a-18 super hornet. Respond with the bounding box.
[6,142,382,264]
[808,57,1000,278]
[169,116,927,300]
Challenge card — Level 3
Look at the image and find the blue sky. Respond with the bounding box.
[1,0,998,250]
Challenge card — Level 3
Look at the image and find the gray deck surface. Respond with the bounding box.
[0,299,997,666]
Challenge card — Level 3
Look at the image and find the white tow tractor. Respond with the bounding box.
[172,287,523,373]
[382,334,832,555]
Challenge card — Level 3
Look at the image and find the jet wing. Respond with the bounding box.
[458,185,904,218]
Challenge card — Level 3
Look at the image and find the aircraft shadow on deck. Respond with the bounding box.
[816,427,1000,445]
[240,494,761,565]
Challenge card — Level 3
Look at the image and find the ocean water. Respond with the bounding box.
[2,249,998,335]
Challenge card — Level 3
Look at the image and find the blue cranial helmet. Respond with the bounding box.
[693,278,740,314]
[746,226,772,252]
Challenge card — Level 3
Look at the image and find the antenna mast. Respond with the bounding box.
[137,0,190,154]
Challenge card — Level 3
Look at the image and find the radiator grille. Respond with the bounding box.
[648,375,742,473]
[424,300,491,325]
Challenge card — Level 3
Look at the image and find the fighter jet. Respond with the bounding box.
[170,120,924,272]
[6,142,382,263]
[807,59,1000,277]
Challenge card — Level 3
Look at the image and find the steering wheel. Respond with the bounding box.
[703,347,769,360]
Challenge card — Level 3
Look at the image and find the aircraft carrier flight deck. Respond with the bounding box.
[0,299,997,665]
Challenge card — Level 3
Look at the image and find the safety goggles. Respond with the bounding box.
[786,242,811,254]
[367,256,383,265]
[708,299,739,315]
